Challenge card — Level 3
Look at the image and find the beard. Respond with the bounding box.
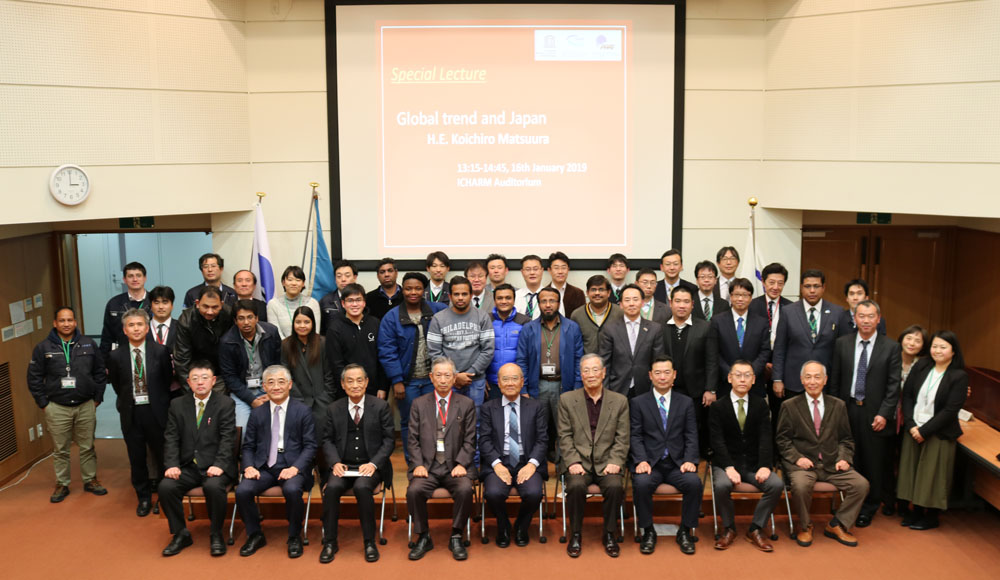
[541,310,558,323]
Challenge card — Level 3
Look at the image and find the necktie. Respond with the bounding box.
[854,340,870,401]
[627,321,639,354]
[474,296,480,309]
[808,307,818,341]
[812,399,822,436]
[196,400,205,427]
[353,404,361,425]
[438,397,448,426]
[526,293,536,318]
[767,300,775,326]
[507,403,520,465]
[268,406,281,467]
[704,297,712,320]
[736,317,745,348]
[133,348,145,396]
[157,323,165,345]
[737,398,746,430]
[658,395,668,432]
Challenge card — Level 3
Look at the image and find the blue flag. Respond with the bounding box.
[308,197,337,301]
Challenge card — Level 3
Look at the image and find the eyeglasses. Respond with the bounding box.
[729,372,754,380]
[265,378,290,386]
[499,377,522,384]
[344,297,364,304]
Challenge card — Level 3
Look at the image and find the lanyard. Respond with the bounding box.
[244,336,257,368]
[284,295,302,325]
[437,396,450,426]
[133,348,145,380]
[542,323,559,360]
[61,339,72,373]
[429,287,441,302]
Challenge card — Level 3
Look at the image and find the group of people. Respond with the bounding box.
[25,247,969,562]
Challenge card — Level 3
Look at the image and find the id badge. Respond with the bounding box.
[134,394,150,405]
[247,378,261,389]
[436,438,445,453]
[60,377,76,389]
[541,364,556,375]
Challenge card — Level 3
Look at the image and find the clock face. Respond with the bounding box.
[50,164,90,206]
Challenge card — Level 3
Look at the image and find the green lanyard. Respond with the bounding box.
[244,336,257,368]
[429,287,441,302]
[133,348,145,380]
[61,339,72,374]
[542,323,559,361]
[284,295,302,325]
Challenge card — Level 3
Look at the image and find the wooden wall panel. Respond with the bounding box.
[951,228,1000,370]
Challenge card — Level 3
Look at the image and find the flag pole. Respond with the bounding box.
[748,196,758,254]
[305,182,321,298]
[249,191,265,268]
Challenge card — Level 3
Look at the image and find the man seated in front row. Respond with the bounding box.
[158,361,237,557]
[558,354,629,559]
[630,355,701,556]
[709,361,783,552]
[479,363,547,548]
[319,364,395,564]
[776,361,869,548]
[235,365,317,559]
[406,357,477,561]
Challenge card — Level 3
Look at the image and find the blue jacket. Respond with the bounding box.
[488,307,531,385]
[377,300,447,385]
[515,315,584,397]
[218,321,282,405]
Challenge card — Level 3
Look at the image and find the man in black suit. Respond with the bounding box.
[663,286,718,455]
[829,300,901,527]
[480,363,547,548]
[748,263,793,439]
[148,286,179,350]
[158,362,237,557]
[599,284,665,397]
[235,365,317,558]
[173,286,234,393]
[630,356,701,555]
[406,357,477,561]
[709,361,783,552]
[837,279,888,336]
[319,259,358,335]
[691,261,730,322]
[715,246,740,303]
[319,364,395,563]
[232,269,268,322]
[772,269,844,400]
[100,261,151,362]
[712,278,771,397]
[425,251,452,304]
[653,249,698,303]
[183,253,238,308]
[636,268,671,325]
[107,308,174,517]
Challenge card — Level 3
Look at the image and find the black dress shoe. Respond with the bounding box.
[496,525,511,548]
[449,534,468,560]
[209,533,226,556]
[910,511,940,530]
[639,528,657,554]
[676,528,696,555]
[882,503,896,516]
[408,533,433,560]
[136,499,152,517]
[319,542,338,563]
[567,533,582,558]
[364,540,380,562]
[514,526,530,547]
[287,536,304,559]
[162,531,193,557]
[603,532,620,558]
[239,532,267,557]
[901,506,923,527]
[856,514,872,528]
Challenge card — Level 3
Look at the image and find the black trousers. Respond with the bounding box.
[847,401,893,516]
[321,472,383,543]
[632,457,701,529]
[482,460,544,532]
[235,461,311,538]
[123,405,164,501]
[158,466,231,536]
[565,470,624,534]
[406,462,474,534]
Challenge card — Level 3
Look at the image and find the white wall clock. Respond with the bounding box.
[49,164,91,206]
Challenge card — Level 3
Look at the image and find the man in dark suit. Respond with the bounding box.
[425,251,451,305]
[630,356,701,555]
[558,354,630,558]
[173,286,234,393]
[148,286,179,350]
[319,259,358,335]
[653,249,698,303]
[714,246,740,303]
[709,361,783,551]
[480,363,547,547]
[108,308,174,517]
[158,362,237,557]
[691,261,730,322]
[547,252,586,316]
[406,357,477,561]
[182,252,238,308]
[636,269,671,325]
[100,261,152,361]
[319,364,395,563]
[598,284,665,397]
[235,365,317,558]
[837,279,888,336]
[829,300,901,527]
[748,263,793,440]
[776,361,869,548]
[712,278,771,397]
[772,269,845,400]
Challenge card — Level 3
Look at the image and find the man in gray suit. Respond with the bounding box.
[558,354,630,558]
[776,361,869,549]
[598,284,666,398]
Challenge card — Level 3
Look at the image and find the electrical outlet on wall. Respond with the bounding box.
[28,426,35,441]
[37,423,43,437]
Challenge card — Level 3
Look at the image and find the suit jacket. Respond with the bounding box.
[709,395,773,473]
[776,393,854,477]
[711,310,771,394]
[663,318,718,400]
[654,278,698,304]
[829,333,901,436]
[163,392,237,479]
[107,338,174,433]
[322,395,395,481]
[648,300,671,326]
[407,391,476,475]
[560,284,586,318]
[149,318,179,350]
[557,388,630,475]
[836,309,887,337]
[629,390,699,468]
[479,396,548,478]
[748,295,792,323]
[772,300,845,393]
[515,314,584,396]
[692,294,730,322]
[424,281,450,305]
[901,358,969,441]
[598,317,666,396]
[282,336,337,437]
[471,289,494,313]
[242,397,317,473]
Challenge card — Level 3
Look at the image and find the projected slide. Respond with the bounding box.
[378,23,629,251]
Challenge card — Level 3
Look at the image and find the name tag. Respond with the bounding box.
[134,394,150,405]
[60,377,76,389]
[247,378,261,388]
[436,439,445,453]
[541,364,556,375]
[111,343,118,351]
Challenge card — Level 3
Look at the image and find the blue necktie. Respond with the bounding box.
[736,316,745,348]
[854,340,870,401]
[658,396,669,458]
[507,403,520,465]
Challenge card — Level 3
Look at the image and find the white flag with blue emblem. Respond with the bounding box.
[738,207,764,297]
[250,203,275,301]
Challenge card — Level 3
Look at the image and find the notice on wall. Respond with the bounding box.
[1,326,13,342]
[9,300,25,324]
[33,293,43,308]
[14,319,33,337]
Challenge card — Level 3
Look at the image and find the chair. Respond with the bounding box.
[557,474,625,543]
[478,479,548,544]
[331,477,397,546]
[228,466,316,545]
[707,462,780,540]
[629,478,700,542]
[781,470,845,538]
[181,427,242,542]
[406,486,472,547]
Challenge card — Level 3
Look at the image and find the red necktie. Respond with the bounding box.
[812,399,822,460]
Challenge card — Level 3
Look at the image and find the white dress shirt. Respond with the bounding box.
[766,298,781,347]
[270,398,289,449]
[806,393,825,423]
[349,396,366,422]
[730,390,749,417]
[850,333,877,398]
[514,287,542,320]
[803,299,824,332]
[914,369,945,427]
[151,318,172,345]
[194,391,212,422]
[492,397,541,468]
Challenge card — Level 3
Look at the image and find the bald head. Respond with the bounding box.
[497,363,524,400]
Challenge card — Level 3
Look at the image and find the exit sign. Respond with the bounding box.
[118,216,155,229]
[856,212,891,225]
